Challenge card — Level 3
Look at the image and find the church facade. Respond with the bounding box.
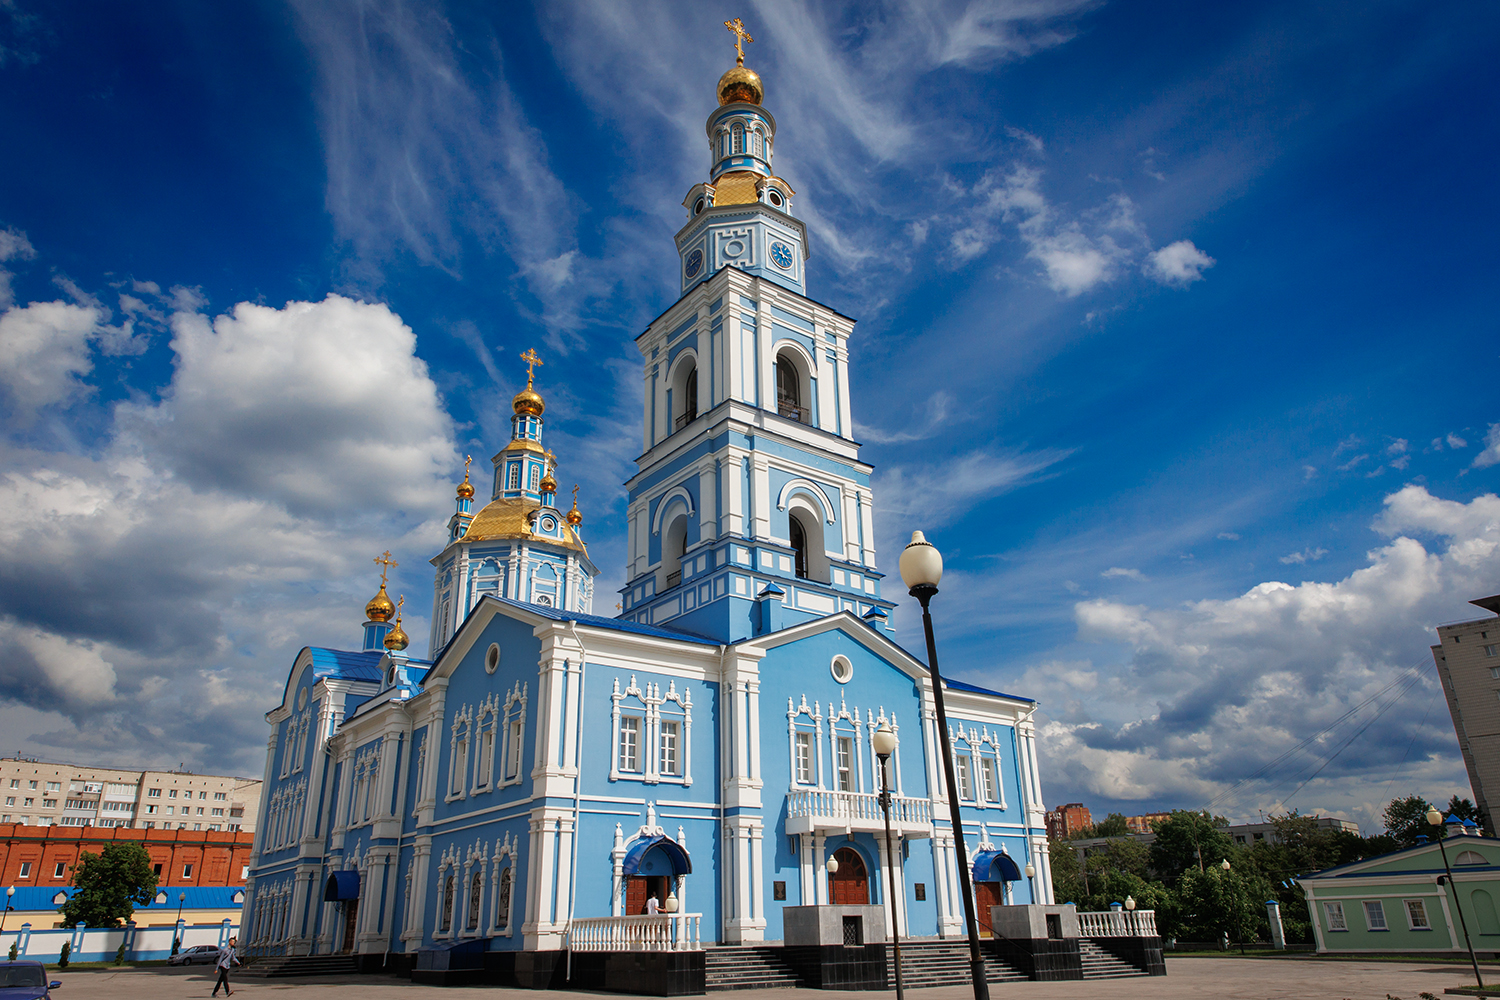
[242,36,1054,972]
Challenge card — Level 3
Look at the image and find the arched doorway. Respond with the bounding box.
[623,835,692,915]
[829,847,869,905]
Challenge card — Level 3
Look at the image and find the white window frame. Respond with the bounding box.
[788,694,823,788]
[660,720,680,776]
[955,753,974,801]
[1404,898,1431,929]
[1324,901,1347,931]
[498,680,528,787]
[447,704,473,802]
[1362,900,1387,931]
[610,674,693,786]
[795,732,814,784]
[619,715,641,773]
[836,736,853,792]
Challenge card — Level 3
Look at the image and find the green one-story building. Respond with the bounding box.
[1302,833,1500,955]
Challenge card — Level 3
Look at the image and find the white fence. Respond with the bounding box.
[566,913,703,952]
[786,788,933,832]
[0,919,238,963]
[1077,909,1158,938]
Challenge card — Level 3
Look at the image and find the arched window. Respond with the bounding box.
[789,514,808,579]
[684,368,698,423]
[732,123,744,154]
[441,874,455,932]
[663,512,688,589]
[495,867,513,930]
[776,356,804,422]
[672,358,699,432]
[467,871,483,930]
[508,464,520,490]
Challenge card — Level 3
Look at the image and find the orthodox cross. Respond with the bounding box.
[374,550,398,584]
[571,484,580,506]
[396,595,405,615]
[724,18,753,66]
[519,347,544,388]
[463,454,472,477]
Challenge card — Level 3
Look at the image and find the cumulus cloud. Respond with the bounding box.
[1472,423,1500,469]
[0,300,114,417]
[0,292,457,772]
[1144,239,1215,285]
[1020,485,1500,829]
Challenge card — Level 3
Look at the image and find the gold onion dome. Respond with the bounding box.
[365,582,396,623]
[513,386,545,417]
[383,614,409,651]
[456,469,474,499]
[540,472,558,493]
[717,65,762,106]
[566,500,583,527]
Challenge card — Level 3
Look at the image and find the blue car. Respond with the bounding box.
[0,961,61,1000]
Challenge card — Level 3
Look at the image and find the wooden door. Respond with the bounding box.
[626,875,669,914]
[341,900,359,953]
[829,848,868,905]
[974,882,1004,938]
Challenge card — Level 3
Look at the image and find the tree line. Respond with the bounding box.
[1049,794,1481,945]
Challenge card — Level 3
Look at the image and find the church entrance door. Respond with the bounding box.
[626,875,670,915]
[974,882,1004,937]
[829,847,868,905]
[341,899,359,953]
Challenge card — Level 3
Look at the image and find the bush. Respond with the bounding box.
[115,942,126,965]
[58,941,70,968]
[7,941,17,961]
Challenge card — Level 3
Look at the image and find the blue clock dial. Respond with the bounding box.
[685,248,703,278]
[770,242,793,269]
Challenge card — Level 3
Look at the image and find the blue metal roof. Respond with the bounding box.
[622,835,692,876]
[1301,834,1500,879]
[972,849,1023,883]
[324,871,360,901]
[4,886,243,912]
[482,595,722,647]
[307,647,385,682]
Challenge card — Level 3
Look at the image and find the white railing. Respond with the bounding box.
[786,788,933,829]
[1077,909,1158,938]
[566,913,703,953]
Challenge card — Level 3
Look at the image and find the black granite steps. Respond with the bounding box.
[1078,938,1148,979]
[886,939,1028,988]
[705,946,805,991]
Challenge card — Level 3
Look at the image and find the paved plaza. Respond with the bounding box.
[44,957,1500,999]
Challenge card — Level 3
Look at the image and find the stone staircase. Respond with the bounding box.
[1079,939,1147,979]
[237,954,361,978]
[705,946,805,991]
[887,940,1028,989]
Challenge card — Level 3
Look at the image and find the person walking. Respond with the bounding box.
[212,936,239,997]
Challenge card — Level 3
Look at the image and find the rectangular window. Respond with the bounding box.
[214,792,226,801]
[148,788,160,798]
[1363,900,1387,930]
[1491,666,1500,679]
[199,791,207,799]
[508,464,520,490]
[211,808,223,816]
[660,721,680,776]
[166,806,174,815]
[478,727,494,786]
[27,781,36,789]
[18,862,32,878]
[980,757,998,803]
[836,737,853,791]
[795,732,813,784]
[44,782,60,792]
[169,790,177,798]
[1487,645,1498,657]
[153,864,162,876]
[452,738,468,794]
[53,862,65,878]
[3,798,11,806]
[619,716,640,772]
[196,807,204,816]
[145,805,157,815]
[1405,899,1430,929]
[1324,901,1347,930]
[183,864,193,879]
[507,719,523,779]
[6,780,15,788]
[23,798,32,807]
[956,754,973,800]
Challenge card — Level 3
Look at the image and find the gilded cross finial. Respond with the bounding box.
[374,550,398,585]
[464,454,473,477]
[519,347,544,389]
[724,18,753,66]
[572,484,580,504]
[396,595,405,614]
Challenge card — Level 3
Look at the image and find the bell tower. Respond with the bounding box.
[619,23,894,642]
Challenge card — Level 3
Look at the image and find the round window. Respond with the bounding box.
[768,190,783,207]
[485,643,501,675]
[694,198,706,215]
[297,687,308,710]
[831,655,853,684]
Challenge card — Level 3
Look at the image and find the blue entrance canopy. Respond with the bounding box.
[971,850,1023,883]
[622,835,692,876]
[324,871,361,901]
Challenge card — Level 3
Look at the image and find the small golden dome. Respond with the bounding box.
[539,473,558,493]
[513,387,545,417]
[383,617,409,651]
[456,473,474,499]
[566,503,582,527]
[365,582,395,623]
[718,65,763,106]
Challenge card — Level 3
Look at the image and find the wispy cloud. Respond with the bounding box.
[1279,547,1328,565]
[1471,423,1500,469]
[1144,239,1215,285]
[1101,566,1147,580]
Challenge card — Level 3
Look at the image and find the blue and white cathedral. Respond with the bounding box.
[243,32,1054,980]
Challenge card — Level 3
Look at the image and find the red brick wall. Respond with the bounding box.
[0,824,254,887]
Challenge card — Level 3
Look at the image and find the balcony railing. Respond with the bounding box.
[785,787,933,834]
[567,913,702,952]
[666,570,681,589]
[1077,909,1159,938]
[777,399,809,424]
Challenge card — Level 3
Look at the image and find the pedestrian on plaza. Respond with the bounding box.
[212,936,240,997]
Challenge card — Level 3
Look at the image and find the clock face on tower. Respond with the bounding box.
[770,241,793,269]
[685,248,704,279]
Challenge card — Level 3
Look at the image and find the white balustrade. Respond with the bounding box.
[785,788,933,828]
[1076,909,1158,938]
[566,913,703,953]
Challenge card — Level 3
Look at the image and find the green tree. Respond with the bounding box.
[1448,795,1481,825]
[58,941,70,968]
[57,842,159,928]
[1084,813,1130,838]
[1382,794,1434,847]
[1148,811,1234,883]
[1177,861,1265,945]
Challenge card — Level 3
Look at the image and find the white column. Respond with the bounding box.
[746,679,761,784]
[750,457,771,542]
[876,837,895,939]
[698,464,719,541]
[815,342,835,434]
[721,454,744,539]
[835,341,853,441]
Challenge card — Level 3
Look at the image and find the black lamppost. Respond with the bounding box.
[1,885,15,942]
[173,891,186,955]
[900,531,989,1000]
[873,722,904,1000]
[1428,806,1483,988]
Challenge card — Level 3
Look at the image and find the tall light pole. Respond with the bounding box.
[1428,806,1483,988]
[1,885,14,943]
[873,722,904,1000]
[900,531,989,1000]
[174,891,186,955]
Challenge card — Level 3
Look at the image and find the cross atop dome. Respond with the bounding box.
[723,18,753,66]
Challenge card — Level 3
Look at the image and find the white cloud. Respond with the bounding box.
[1020,485,1500,828]
[1472,423,1500,469]
[1303,465,1318,479]
[1279,547,1328,565]
[1217,532,1240,541]
[0,300,114,419]
[1144,239,1215,285]
[1101,566,1147,580]
[0,226,36,309]
[876,445,1074,528]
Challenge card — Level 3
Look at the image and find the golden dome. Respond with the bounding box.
[456,473,474,499]
[383,616,409,651]
[513,387,545,417]
[718,65,763,106]
[365,582,395,623]
[461,496,588,553]
[539,473,558,493]
[566,494,583,527]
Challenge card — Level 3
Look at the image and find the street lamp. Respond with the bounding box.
[1220,859,1231,871]
[173,891,186,956]
[1,885,15,943]
[1428,805,1484,988]
[873,722,905,1000]
[1024,863,1036,903]
[900,531,989,1000]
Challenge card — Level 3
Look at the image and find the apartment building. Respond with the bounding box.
[1431,594,1500,832]
[0,757,259,833]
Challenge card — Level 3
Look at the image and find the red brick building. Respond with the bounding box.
[1045,802,1093,840]
[0,823,254,888]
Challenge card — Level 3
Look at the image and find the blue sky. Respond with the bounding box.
[0,1,1496,832]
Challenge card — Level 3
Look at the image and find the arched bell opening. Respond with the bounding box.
[786,497,831,583]
[670,354,699,432]
[775,350,810,424]
[660,509,689,591]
